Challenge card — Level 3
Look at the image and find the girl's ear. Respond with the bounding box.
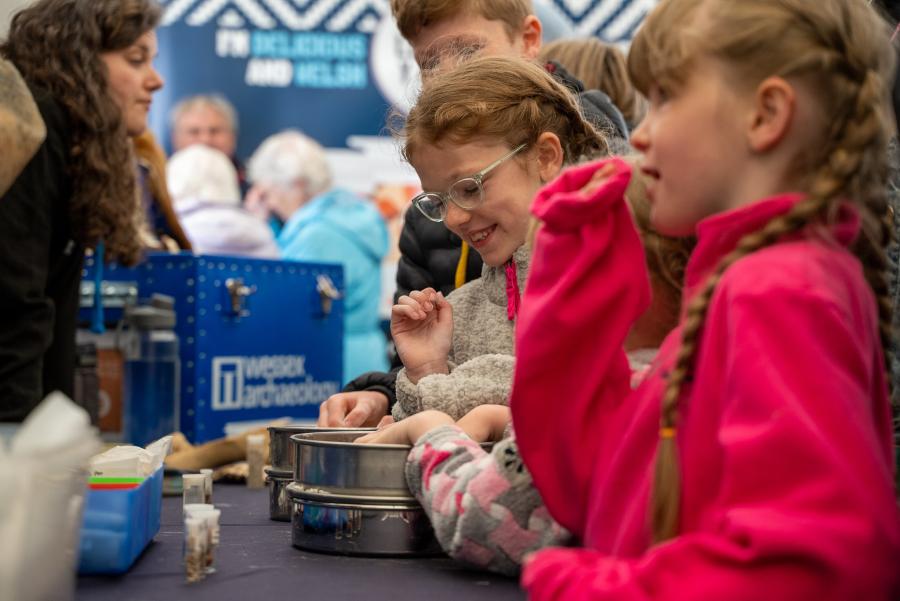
[535,132,564,183]
[747,76,796,152]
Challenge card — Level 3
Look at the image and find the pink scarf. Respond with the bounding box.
[505,259,520,320]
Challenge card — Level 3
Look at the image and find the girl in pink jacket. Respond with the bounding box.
[512,1,900,599]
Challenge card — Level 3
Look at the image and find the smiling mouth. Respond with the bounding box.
[468,224,496,247]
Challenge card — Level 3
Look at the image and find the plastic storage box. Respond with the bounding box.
[80,253,344,442]
[77,466,164,574]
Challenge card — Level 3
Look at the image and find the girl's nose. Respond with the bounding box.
[443,201,471,230]
[630,119,649,152]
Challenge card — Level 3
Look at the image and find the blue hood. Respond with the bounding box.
[280,187,388,262]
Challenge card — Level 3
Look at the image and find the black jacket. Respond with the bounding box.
[0,86,82,421]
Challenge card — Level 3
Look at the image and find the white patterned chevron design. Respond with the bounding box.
[325,0,389,32]
[160,0,388,31]
[189,0,275,28]
[160,0,202,26]
[159,0,658,41]
[560,0,595,18]
[574,0,658,40]
[265,0,342,30]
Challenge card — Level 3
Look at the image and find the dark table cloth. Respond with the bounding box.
[76,483,526,601]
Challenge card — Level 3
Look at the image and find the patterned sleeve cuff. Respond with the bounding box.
[405,425,481,499]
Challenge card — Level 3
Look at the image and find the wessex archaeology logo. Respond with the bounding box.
[211,355,339,410]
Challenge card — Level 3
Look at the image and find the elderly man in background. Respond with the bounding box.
[169,93,248,192]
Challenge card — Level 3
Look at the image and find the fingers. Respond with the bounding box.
[434,290,450,309]
[392,288,444,321]
[376,415,395,430]
[344,404,370,427]
[344,392,390,427]
[354,431,378,444]
[317,400,331,426]
[392,300,426,321]
[580,163,617,197]
[435,291,453,325]
[408,289,436,310]
[354,422,402,445]
[317,394,351,427]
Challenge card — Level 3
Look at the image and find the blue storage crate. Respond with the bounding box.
[81,253,344,442]
[78,466,164,574]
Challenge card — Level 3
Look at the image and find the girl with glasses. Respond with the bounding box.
[386,56,608,425]
[357,55,606,571]
[358,55,694,575]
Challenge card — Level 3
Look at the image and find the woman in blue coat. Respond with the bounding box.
[248,130,389,382]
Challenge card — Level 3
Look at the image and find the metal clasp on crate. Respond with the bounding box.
[316,274,342,316]
[225,278,256,317]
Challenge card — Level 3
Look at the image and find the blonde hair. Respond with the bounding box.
[629,0,897,543]
[391,0,532,43]
[402,56,608,166]
[539,38,647,125]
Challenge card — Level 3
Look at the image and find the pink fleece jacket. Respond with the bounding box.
[511,158,900,600]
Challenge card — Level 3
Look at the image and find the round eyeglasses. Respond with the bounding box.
[412,144,528,222]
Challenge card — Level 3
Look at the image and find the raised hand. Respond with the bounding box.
[391,288,453,383]
[580,162,618,197]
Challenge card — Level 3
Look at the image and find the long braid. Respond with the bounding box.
[651,196,831,542]
[820,68,895,390]
[650,29,896,543]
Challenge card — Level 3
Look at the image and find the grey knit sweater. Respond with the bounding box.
[393,245,531,420]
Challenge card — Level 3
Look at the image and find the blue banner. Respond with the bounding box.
[149,0,657,168]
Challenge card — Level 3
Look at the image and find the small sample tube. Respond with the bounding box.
[246,434,266,489]
[183,516,207,583]
[182,473,206,507]
[185,505,221,573]
[200,468,214,504]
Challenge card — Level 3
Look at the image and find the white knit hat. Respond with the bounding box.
[167,144,241,207]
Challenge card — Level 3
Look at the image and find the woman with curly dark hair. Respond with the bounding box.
[0,0,164,421]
